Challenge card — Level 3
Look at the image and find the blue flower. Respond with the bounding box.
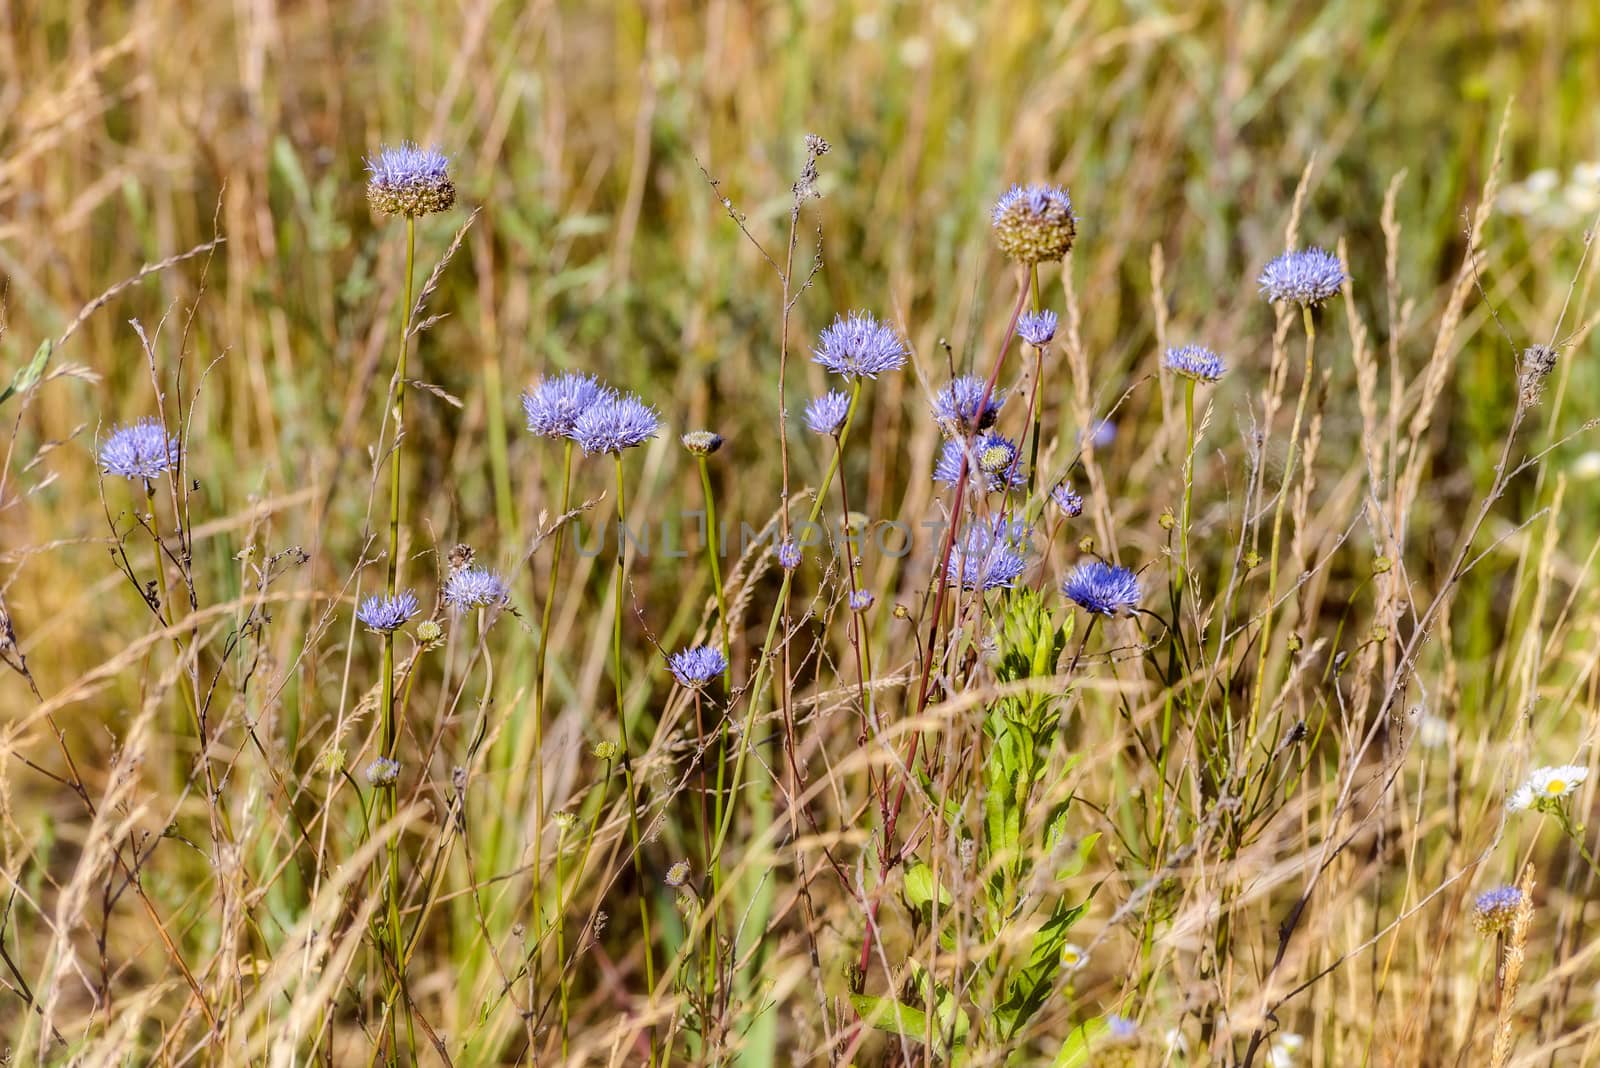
[365,756,402,787]
[357,590,420,633]
[100,418,180,480]
[1471,885,1525,934]
[991,183,1076,263]
[668,644,727,688]
[523,372,608,438]
[1061,560,1140,616]
[933,432,1025,493]
[1051,482,1084,517]
[777,537,802,571]
[443,567,510,610]
[365,142,455,218]
[1103,1014,1140,1045]
[932,375,1004,435]
[946,520,1029,591]
[1258,247,1346,306]
[571,391,660,455]
[803,390,852,436]
[1016,310,1059,347]
[1081,418,1117,449]
[812,312,906,379]
[849,589,875,611]
[1163,344,1226,383]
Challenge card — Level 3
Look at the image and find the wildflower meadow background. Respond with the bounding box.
[3,2,1600,1065]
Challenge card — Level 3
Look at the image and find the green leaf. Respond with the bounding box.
[904,861,952,914]
[0,340,54,408]
[849,994,929,1039]
[1050,1019,1106,1068]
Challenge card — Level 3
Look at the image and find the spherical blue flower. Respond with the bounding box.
[1061,560,1140,616]
[1103,1014,1140,1045]
[523,372,608,438]
[1051,482,1084,517]
[365,142,455,218]
[803,390,852,436]
[1016,310,1059,347]
[848,589,875,611]
[571,391,660,455]
[1080,418,1117,449]
[100,418,180,480]
[812,312,906,379]
[365,756,402,787]
[1163,344,1226,383]
[777,537,802,571]
[668,644,727,688]
[443,567,510,610]
[991,183,1076,263]
[946,521,1030,591]
[932,375,1004,435]
[1472,885,1525,934]
[358,590,420,633]
[933,432,1025,493]
[1258,247,1347,306]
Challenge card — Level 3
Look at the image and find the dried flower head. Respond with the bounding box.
[100,419,180,480]
[681,430,724,456]
[668,644,727,688]
[443,567,510,610]
[664,860,692,887]
[571,391,660,455]
[812,311,907,379]
[934,432,1025,493]
[1472,885,1526,934]
[1164,344,1227,383]
[365,142,455,218]
[1016,309,1059,347]
[932,375,1004,436]
[804,390,852,436]
[1519,344,1558,404]
[1051,482,1085,517]
[357,590,419,633]
[1258,248,1347,306]
[1507,764,1589,813]
[1062,560,1141,616]
[365,756,401,787]
[523,372,608,439]
[991,183,1077,263]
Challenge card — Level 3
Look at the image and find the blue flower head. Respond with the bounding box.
[947,519,1030,591]
[365,142,455,218]
[358,590,420,633]
[1472,885,1525,934]
[365,756,402,787]
[100,418,180,480]
[991,183,1076,263]
[849,589,875,611]
[803,390,852,436]
[1016,310,1059,348]
[571,391,660,455]
[777,537,802,571]
[1051,482,1084,517]
[1103,1015,1140,1045]
[1163,344,1226,383]
[812,312,906,379]
[932,375,1004,436]
[524,372,608,438]
[1081,418,1117,449]
[668,644,727,688]
[1258,247,1346,306]
[933,432,1025,493]
[443,567,510,610]
[1062,560,1140,616]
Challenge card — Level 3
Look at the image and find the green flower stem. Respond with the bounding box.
[693,454,729,1012]
[611,452,658,1066]
[1246,305,1315,745]
[380,215,417,1068]
[1023,264,1045,495]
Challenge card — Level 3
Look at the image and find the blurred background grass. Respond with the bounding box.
[3,0,1600,1061]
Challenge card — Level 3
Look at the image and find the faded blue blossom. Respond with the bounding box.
[523,372,608,438]
[571,391,660,455]
[365,142,455,218]
[812,312,906,379]
[1472,885,1525,934]
[1051,482,1084,517]
[849,589,875,611]
[365,756,402,787]
[991,183,1077,263]
[1016,310,1059,347]
[443,567,510,610]
[932,375,1004,435]
[1258,248,1347,306]
[100,419,180,480]
[946,520,1030,591]
[778,537,802,571]
[804,390,852,436]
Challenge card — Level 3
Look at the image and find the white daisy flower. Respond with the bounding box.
[1059,942,1088,971]
[1509,764,1589,813]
